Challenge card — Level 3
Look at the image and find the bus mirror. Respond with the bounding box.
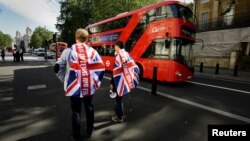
[201,44,204,50]
[166,32,169,37]
[196,39,204,50]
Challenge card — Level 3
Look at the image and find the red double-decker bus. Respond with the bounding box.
[49,42,67,58]
[86,1,195,82]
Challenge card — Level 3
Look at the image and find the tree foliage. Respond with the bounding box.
[30,26,53,49]
[0,31,12,49]
[56,0,162,46]
[92,0,162,21]
[56,0,91,46]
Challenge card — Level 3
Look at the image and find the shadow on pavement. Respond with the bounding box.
[0,64,246,141]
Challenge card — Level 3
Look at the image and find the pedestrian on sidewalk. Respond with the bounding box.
[54,28,105,141]
[15,47,20,62]
[1,48,5,61]
[13,46,17,62]
[110,40,140,123]
[19,46,24,61]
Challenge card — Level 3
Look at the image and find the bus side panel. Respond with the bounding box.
[138,59,193,82]
[101,56,115,71]
[138,59,171,81]
[168,60,194,82]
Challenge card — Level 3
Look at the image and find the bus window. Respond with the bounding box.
[88,16,131,34]
[106,46,111,56]
[98,46,104,55]
[165,5,174,18]
[102,45,107,56]
[93,46,101,55]
[148,9,156,22]
[177,6,193,22]
[98,45,115,56]
[142,39,170,59]
[147,5,193,22]
[125,14,148,52]
[171,38,193,67]
[109,45,115,56]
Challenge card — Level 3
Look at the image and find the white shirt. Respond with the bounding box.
[56,48,71,91]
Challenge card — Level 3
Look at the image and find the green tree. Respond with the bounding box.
[30,26,53,49]
[0,31,13,49]
[92,0,162,22]
[56,0,91,46]
[56,0,162,45]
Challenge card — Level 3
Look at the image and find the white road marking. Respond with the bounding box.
[187,81,250,94]
[196,75,250,85]
[137,86,250,123]
[27,84,46,90]
[103,76,250,123]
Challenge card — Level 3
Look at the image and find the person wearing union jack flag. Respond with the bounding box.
[55,28,105,141]
[110,40,140,123]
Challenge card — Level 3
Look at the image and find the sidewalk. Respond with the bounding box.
[0,62,210,141]
[194,66,250,83]
[0,61,247,141]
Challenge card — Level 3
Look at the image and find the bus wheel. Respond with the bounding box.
[137,63,143,80]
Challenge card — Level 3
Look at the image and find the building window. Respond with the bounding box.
[223,6,234,26]
[200,0,209,4]
[200,12,209,30]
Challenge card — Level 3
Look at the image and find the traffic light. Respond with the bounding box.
[53,33,57,43]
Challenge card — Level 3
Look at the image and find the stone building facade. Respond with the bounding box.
[15,27,32,52]
[193,0,250,69]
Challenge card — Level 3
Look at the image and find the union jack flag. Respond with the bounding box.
[65,43,105,97]
[113,49,140,96]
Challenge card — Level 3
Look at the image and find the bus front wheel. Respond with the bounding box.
[137,63,143,80]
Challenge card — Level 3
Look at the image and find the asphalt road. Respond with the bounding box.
[0,60,249,141]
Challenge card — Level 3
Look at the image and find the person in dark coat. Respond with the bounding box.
[13,47,17,62]
[1,49,5,61]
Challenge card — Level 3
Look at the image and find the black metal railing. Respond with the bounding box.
[197,12,250,32]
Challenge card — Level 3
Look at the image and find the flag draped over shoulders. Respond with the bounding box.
[66,43,105,98]
[113,49,140,97]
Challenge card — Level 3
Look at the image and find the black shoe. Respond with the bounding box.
[112,115,123,123]
[69,133,81,141]
[85,129,93,138]
[86,132,92,138]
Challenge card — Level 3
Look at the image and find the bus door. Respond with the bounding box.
[141,38,171,80]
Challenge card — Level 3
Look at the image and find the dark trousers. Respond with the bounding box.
[1,56,5,61]
[70,95,94,137]
[20,53,24,61]
[115,96,124,119]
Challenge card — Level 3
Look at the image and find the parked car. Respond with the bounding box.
[34,49,38,55]
[37,48,45,56]
[44,51,56,59]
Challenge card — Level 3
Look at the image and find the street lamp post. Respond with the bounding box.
[44,40,48,62]
[53,32,58,61]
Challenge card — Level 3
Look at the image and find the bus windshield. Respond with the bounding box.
[142,38,193,68]
[147,4,194,23]
[171,38,193,68]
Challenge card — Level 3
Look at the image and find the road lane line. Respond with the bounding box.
[104,76,250,123]
[136,86,250,123]
[196,75,250,84]
[27,84,46,90]
[187,81,250,95]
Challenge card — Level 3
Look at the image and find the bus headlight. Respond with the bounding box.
[176,71,183,78]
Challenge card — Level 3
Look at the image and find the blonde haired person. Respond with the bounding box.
[55,28,105,141]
